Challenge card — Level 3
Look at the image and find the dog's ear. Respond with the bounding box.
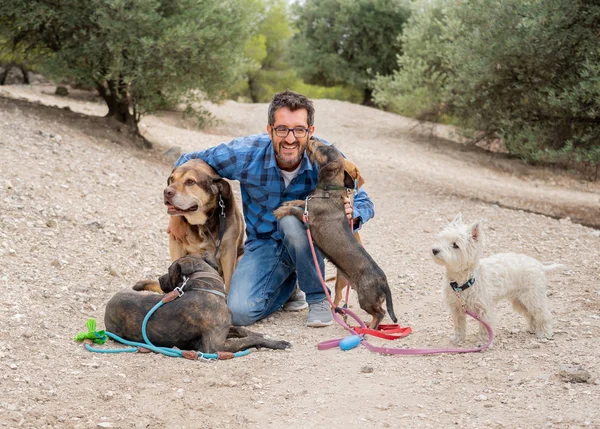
[451,213,463,225]
[470,221,481,242]
[167,168,176,186]
[201,251,220,272]
[211,177,231,200]
[343,159,365,189]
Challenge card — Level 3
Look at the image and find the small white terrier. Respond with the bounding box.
[431,214,563,345]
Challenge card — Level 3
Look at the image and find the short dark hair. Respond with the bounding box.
[268,90,315,127]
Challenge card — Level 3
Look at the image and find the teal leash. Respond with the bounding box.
[85,279,250,360]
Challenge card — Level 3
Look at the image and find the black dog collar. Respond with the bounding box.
[450,277,475,292]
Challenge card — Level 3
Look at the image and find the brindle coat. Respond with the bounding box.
[274,138,397,328]
[105,254,290,353]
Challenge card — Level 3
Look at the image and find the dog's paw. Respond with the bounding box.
[274,340,292,350]
[450,333,465,345]
[273,206,291,219]
[133,280,162,293]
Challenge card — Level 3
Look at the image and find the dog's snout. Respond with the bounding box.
[432,248,440,256]
[164,187,175,199]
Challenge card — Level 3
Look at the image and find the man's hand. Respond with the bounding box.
[343,197,353,220]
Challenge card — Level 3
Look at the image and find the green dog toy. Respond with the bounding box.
[74,318,107,344]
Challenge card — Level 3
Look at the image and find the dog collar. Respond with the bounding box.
[181,272,227,299]
[450,277,475,292]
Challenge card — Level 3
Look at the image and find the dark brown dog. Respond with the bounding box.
[141,159,244,294]
[105,253,290,353]
[274,138,397,328]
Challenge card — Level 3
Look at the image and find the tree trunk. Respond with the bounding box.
[19,66,29,84]
[95,80,151,149]
[0,67,9,86]
[248,76,259,103]
[362,87,375,106]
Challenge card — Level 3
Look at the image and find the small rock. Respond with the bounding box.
[108,266,122,278]
[360,366,374,374]
[51,258,68,268]
[9,363,18,370]
[46,219,58,228]
[55,86,69,96]
[558,365,591,383]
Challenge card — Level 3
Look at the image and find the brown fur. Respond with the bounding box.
[106,254,290,353]
[274,138,397,328]
[139,159,244,294]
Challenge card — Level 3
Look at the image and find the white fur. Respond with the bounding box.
[431,214,564,345]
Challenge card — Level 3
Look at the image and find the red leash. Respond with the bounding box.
[302,202,494,355]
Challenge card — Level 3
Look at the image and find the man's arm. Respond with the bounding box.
[351,187,374,231]
[174,138,249,180]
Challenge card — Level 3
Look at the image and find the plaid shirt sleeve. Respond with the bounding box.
[175,134,375,247]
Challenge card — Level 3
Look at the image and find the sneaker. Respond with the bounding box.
[306,300,333,327]
[283,286,308,312]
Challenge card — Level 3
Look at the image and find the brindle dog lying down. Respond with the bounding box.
[105,254,291,354]
[274,138,397,329]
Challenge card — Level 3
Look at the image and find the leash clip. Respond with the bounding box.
[175,276,189,297]
[218,194,225,216]
[303,196,311,218]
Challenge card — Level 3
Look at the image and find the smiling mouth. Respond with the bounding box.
[164,200,199,215]
[281,143,298,151]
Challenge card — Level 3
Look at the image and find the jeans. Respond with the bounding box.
[227,216,326,326]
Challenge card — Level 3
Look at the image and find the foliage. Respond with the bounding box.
[289,0,412,105]
[0,0,258,133]
[230,0,296,102]
[374,0,600,177]
[372,0,455,120]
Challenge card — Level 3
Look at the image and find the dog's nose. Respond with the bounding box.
[164,187,175,199]
[432,248,440,256]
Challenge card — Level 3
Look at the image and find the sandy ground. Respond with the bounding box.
[0,84,599,429]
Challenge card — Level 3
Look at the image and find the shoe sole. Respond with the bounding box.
[306,320,334,328]
[283,301,308,312]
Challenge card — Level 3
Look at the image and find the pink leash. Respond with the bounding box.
[302,207,494,355]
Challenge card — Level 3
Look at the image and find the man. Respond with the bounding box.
[174,90,374,327]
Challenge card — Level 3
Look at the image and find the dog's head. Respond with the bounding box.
[306,138,365,189]
[164,159,231,224]
[431,213,484,272]
[158,252,221,292]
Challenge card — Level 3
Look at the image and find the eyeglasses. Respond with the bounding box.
[272,126,310,138]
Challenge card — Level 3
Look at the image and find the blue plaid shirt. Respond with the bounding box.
[175,133,374,250]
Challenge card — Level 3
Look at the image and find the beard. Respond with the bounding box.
[274,138,305,169]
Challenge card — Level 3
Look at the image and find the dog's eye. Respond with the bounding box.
[452,242,459,249]
[185,179,196,186]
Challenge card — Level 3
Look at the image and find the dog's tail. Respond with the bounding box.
[386,288,398,323]
[542,263,566,274]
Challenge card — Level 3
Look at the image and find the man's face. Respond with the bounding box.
[267,107,314,171]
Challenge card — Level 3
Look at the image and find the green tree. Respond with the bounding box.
[372,0,455,120]
[233,0,297,102]
[374,0,600,177]
[0,0,257,143]
[446,0,600,175]
[289,0,411,105]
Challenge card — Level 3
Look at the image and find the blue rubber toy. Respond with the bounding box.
[339,335,361,351]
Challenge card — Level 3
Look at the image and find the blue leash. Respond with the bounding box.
[85,285,250,360]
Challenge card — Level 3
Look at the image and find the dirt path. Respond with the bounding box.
[0,85,598,429]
